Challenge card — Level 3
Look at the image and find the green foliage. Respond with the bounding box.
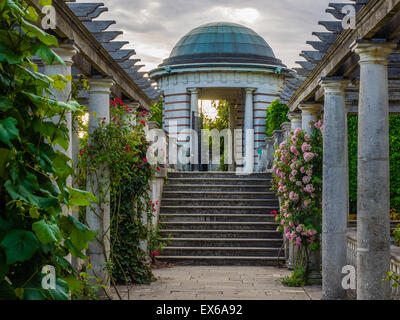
[203,100,230,171]
[78,98,163,285]
[0,0,96,300]
[149,99,163,127]
[272,123,323,251]
[280,265,308,287]
[266,100,289,137]
[348,115,400,213]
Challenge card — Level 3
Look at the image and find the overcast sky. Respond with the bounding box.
[78,0,347,72]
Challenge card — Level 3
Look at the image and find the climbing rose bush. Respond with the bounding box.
[271,121,323,251]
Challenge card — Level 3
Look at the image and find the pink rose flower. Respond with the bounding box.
[301,142,312,152]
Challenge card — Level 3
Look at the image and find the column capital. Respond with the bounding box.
[51,43,78,66]
[287,111,302,121]
[319,78,350,95]
[188,88,199,94]
[88,77,114,94]
[245,87,257,93]
[299,103,322,115]
[351,40,396,65]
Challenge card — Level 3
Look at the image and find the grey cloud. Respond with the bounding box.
[78,0,348,70]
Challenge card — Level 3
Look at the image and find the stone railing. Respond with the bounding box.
[347,229,400,298]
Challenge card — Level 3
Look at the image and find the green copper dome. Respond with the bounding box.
[160,22,284,67]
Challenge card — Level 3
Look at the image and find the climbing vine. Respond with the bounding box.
[0,0,96,300]
[78,98,165,286]
[271,121,323,279]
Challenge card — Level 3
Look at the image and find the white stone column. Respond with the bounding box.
[229,103,236,171]
[319,78,350,300]
[188,88,199,170]
[299,103,321,134]
[288,111,302,131]
[86,77,114,287]
[42,43,77,264]
[42,43,77,174]
[244,88,256,173]
[351,41,395,300]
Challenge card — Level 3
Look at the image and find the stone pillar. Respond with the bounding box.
[351,41,395,300]
[299,103,321,134]
[288,111,302,131]
[86,77,114,288]
[42,43,77,177]
[188,88,199,171]
[42,43,77,264]
[229,103,236,171]
[319,78,350,299]
[244,88,256,173]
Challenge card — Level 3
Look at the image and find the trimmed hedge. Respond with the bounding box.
[266,100,290,137]
[348,114,400,213]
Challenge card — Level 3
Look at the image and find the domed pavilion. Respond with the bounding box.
[149,22,291,172]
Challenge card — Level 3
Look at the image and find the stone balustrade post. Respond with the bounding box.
[351,40,396,300]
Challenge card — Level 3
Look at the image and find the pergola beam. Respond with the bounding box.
[288,0,400,110]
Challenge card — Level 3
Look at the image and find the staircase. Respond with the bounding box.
[157,171,284,266]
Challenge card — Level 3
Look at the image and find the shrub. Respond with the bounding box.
[271,121,323,271]
[266,100,289,137]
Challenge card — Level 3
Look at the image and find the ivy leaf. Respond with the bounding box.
[5,0,24,16]
[0,253,9,281]
[68,187,98,206]
[0,117,19,145]
[0,97,12,111]
[32,219,62,245]
[21,18,59,47]
[31,42,63,65]
[62,274,82,293]
[0,281,16,300]
[24,274,69,300]
[64,239,86,260]
[26,6,38,22]
[0,148,11,178]
[0,230,39,265]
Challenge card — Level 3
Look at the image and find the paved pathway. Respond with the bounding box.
[113,266,322,300]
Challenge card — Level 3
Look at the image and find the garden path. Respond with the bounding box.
[111,266,322,300]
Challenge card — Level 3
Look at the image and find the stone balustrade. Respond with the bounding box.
[347,229,400,298]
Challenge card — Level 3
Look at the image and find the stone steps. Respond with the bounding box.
[157,171,282,266]
[163,238,283,248]
[166,178,271,186]
[163,184,270,192]
[159,229,281,239]
[162,221,278,230]
[160,206,275,214]
[167,172,272,179]
[161,198,278,207]
[160,214,276,223]
[156,256,285,266]
[160,247,280,257]
[162,191,276,200]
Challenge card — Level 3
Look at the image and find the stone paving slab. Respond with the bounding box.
[112,266,322,300]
